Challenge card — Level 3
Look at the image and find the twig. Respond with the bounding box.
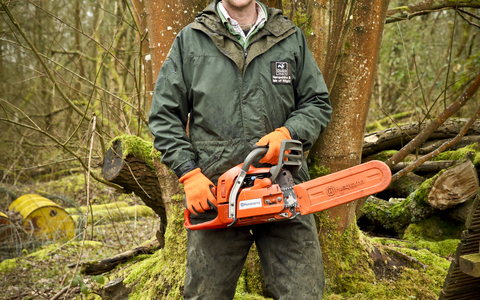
[391,104,480,182]
[374,242,428,270]
[64,117,97,299]
[385,72,480,169]
[50,287,80,300]
[457,9,480,29]
[0,103,122,190]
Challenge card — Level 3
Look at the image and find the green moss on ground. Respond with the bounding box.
[431,143,480,167]
[110,135,161,171]
[371,150,399,162]
[122,195,187,299]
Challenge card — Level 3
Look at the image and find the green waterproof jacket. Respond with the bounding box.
[149,1,332,185]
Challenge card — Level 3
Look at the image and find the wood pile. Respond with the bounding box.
[359,119,480,236]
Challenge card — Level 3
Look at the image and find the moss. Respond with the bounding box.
[0,258,17,273]
[123,194,187,299]
[372,150,399,162]
[309,157,331,179]
[65,201,130,214]
[431,143,480,167]
[403,216,464,242]
[110,135,161,171]
[395,6,409,11]
[364,166,450,232]
[70,205,154,225]
[316,211,377,295]
[30,241,104,260]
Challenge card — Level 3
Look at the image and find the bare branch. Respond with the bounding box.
[391,104,480,182]
[386,0,480,24]
[385,72,480,169]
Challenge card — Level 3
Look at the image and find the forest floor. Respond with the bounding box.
[0,170,463,300]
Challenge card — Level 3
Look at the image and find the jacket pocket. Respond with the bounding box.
[195,144,225,178]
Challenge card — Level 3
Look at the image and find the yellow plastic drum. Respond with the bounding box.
[9,194,75,240]
[0,212,13,243]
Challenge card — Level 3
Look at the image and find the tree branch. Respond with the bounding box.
[385,72,480,169]
[391,104,480,182]
[386,0,480,24]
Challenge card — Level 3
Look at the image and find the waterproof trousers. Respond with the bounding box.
[184,214,325,300]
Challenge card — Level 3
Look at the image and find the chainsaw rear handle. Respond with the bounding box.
[184,147,269,231]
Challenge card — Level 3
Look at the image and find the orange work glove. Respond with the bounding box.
[255,127,291,164]
[179,168,217,215]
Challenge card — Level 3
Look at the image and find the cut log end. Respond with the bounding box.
[459,253,480,277]
[427,159,479,210]
[103,140,125,181]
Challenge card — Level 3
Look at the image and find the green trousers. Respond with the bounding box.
[184,214,325,300]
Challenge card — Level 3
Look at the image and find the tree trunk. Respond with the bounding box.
[309,0,389,233]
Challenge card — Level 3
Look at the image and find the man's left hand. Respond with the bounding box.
[255,127,291,164]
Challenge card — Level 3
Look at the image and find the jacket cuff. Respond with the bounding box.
[174,159,199,178]
[284,125,299,141]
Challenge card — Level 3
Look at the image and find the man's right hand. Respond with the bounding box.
[179,168,217,215]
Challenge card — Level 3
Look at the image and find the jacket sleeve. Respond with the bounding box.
[148,34,198,178]
[283,30,332,151]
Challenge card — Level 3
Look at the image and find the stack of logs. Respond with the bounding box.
[360,119,480,234]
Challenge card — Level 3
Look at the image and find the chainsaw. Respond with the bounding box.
[184,140,391,230]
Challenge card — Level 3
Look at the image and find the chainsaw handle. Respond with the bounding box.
[184,209,227,230]
[242,147,268,172]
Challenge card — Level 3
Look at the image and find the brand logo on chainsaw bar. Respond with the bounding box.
[326,179,366,197]
[239,199,262,210]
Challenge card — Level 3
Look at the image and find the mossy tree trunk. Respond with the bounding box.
[305,0,390,293]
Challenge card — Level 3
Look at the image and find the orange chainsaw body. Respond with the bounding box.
[184,160,391,231]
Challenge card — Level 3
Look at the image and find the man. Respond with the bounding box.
[149,0,332,299]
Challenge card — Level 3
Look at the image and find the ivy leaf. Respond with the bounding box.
[80,283,88,294]
[95,275,105,285]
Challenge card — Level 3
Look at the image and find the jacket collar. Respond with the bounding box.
[195,1,295,38]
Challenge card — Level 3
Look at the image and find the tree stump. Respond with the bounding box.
[102,140,167,236]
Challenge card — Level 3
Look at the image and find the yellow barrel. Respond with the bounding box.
[0,211,15,244]
[9,194,75,240]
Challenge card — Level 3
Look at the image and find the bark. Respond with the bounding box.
[385,73,480,170]
[448,197,476,223]
[427,158,479,210]
[309,0,389,233]
[386,0,480,24]
[386,172,425,198]
[390,160,461,173]
[363,119,480,156]
[419,135,480,154]
[129,0,153,111]
[102,140,167,231]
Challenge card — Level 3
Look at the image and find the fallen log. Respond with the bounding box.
[102,139,167,230]
[361,158,478,234]
[71,239,160,275]
[390,161,459,174]
[363,119,480,156]
[419,136,480,154]
[386,172,425,198]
